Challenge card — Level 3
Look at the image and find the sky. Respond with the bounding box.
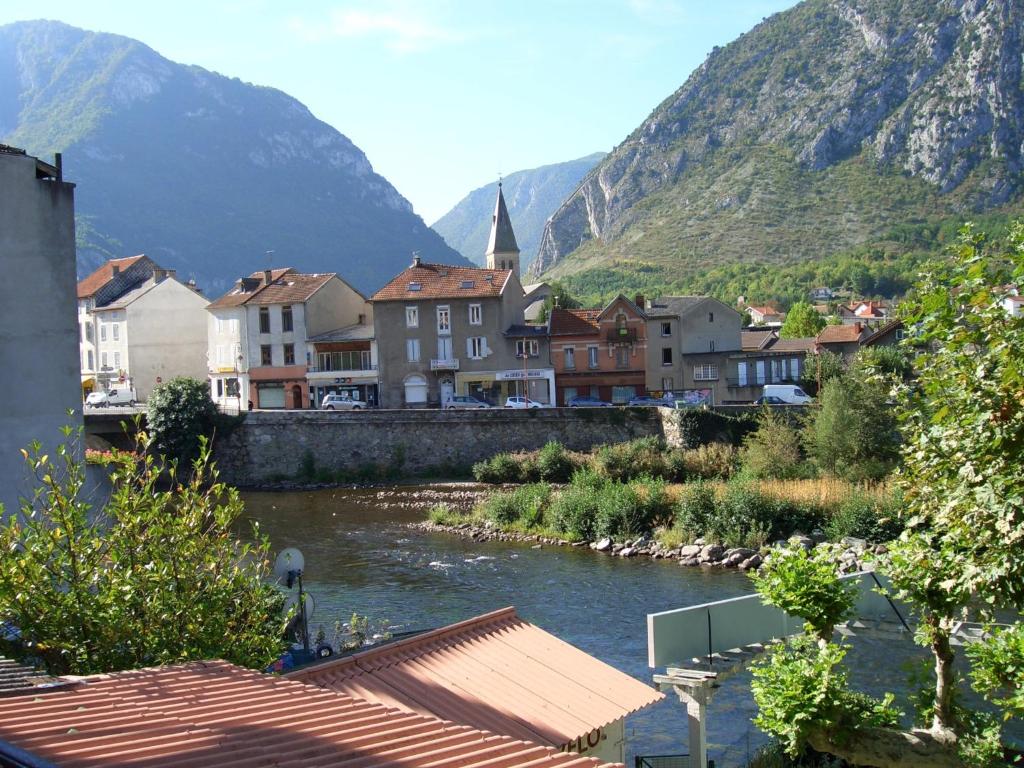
[1,1,797,222]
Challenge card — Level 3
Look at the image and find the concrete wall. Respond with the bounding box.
[305,277,370,338]
[0,152,80,516]
[212,408,665,485]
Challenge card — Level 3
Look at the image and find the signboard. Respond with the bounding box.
[496,369,548,381]
[675,388,713,406]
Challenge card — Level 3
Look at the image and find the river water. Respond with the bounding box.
[240,485,942,767]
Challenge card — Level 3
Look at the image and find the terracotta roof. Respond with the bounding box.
[289,607,663,749]
[372,262,512,302]
[816,324,866,344]
[549,309,601,336]
[770,337,817,353]
[76,256,146,299]
[207,268,335,309]
[0,660,617,768]
[741,330,776,351]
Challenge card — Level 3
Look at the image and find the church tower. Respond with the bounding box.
[484,182,520,274]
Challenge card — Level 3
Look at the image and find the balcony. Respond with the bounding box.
[430,358,460,371]
[606,328,638,344]
[308,364,378,373]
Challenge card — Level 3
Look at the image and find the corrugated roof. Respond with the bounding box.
[372,263,512,302]
[0,660,618,768]
[549,309,600,336]
[486,185,520,255]
[0,657,58,694]
[207,269,335,309]
[816,323,866,344]
[76,256,146,299]
[289,607,663,749]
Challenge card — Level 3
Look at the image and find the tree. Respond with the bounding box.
[800,349,845,396]
[740,407,803,479]
[146,376,218,464]
[780,301,826,338]
[0,429,286,675]
[750,224,1024,767]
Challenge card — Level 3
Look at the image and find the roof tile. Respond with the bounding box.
[76,256,146,299]
[371,263,512,302]
[548,309,600,336]
[207,269,335,309]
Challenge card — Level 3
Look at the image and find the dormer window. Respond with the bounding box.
[460,280,475,289]
[408,282,422,292]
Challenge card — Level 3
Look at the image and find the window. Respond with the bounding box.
[86,324,93,342]
[662,347,673,366]
[661,322,671,336]
[78,322,83,342]
[259,307,270,333]
[282,305,293,332]
[468,336,486,359]
[708,312,714,323]
[709,340,715,352]
[436,306,451,334]
[260,344,272,366]
[437,337,453,361]
[216,379,224,397]
[612,386,636,404]
[404,374,428,404]
[113,351,120,369]
[407,282,422,292]
[661,377,674,392]
[693,363,719,381]
[87,350,94,370]
[615,346,630,369]
[112,323,119,341]
[469,304,482,325]
[564,347,575,370]
[737,362,748,386]
[283,343,295,365]
[226,378,240,397]
[406,338,421,362]
[100,352,108,369]
[405,306,418,328]
[100,324,107,342]
[588,346,599,369]
[515,339,539,357]
[318,351,371,371]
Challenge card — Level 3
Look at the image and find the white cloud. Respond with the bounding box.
[288,4,467,52]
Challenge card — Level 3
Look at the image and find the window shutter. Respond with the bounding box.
[466,338,473,357]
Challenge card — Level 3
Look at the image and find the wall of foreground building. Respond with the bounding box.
[212,408,666,485]
[0,153,80,517]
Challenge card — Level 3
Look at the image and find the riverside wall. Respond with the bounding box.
[213,408,668,486]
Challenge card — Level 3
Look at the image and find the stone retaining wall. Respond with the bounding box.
[213,408,667,486]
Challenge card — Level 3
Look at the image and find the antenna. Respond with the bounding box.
[274,548,315,664]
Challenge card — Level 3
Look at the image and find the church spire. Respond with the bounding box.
[485,182,520,273]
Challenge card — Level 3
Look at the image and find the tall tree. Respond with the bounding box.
[780,301,826,338]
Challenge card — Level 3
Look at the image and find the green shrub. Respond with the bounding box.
[146,376,218,465]
[593,436,667,481]
[549,483,601,540]
[535,441,577,482]
[681,443,739,479]
[675,481,718,539]
[472,452,524,483]
[480,484,551,527]
[480,490,520,524]
[428,503,469,526]
[824,489,903,542]
[742,408,804,480]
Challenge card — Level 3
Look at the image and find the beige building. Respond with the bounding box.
[77,255,208,401]
[206,268,371,409]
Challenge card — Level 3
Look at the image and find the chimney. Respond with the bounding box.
[854,321,863,333]
[634,293,645,310]
[412,251,421,267]
[111,264,120,275]
[263,269,272,285]
[54,152,63,182]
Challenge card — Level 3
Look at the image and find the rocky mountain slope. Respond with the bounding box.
[431,153,604,269]
[0,20,467,294]
[532,0,1024,293]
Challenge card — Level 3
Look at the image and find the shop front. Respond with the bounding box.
[456,368,555,406]
[308,373,380,408]
[555,370,646,406]
[249,366,309,409]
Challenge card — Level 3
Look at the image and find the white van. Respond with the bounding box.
[761,384,813,405]
[85,387,138,408]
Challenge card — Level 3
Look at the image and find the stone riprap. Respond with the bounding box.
[213,408,665,486]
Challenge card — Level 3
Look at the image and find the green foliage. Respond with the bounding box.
[472,452,527,484]
[751,636,899,758]
[535,441,579,482]
[146,376,218,465]
[780,302,826,339]
[427,503,470,526]
[742,408,804,479]
[751,545,856,641]
[799,351,845,396]
[480,484,552,528]
[804,369,899,481]
[967,623,1024,719]
[547,480,601,541]
[675,442,738,480]
[671,408,759,449]
[854,345,912,379]
[593,436,668,481]
[0,429,286,675]
[823,489,903,543]
[674,481,718,541]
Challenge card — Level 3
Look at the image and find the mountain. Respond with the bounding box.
[532,0,1024,298]
[431,153,605,270]
[0,20,468,295]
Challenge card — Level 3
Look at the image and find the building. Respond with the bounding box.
[289,607,663,764]
[838,299,891,326]
[726,332,817,401]
[644,296,743,405]
[77,255,208,400]
[745,304,785,327]
[306,321,378,407]
[206,268,370,410]
[815,321,871,359]
[0,660,617,768]
[0,145,80,517]
[548,295,649,405]
[372,186,554,408]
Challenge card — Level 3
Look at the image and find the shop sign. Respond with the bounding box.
[496,369,548,381]
[559,727,606,754]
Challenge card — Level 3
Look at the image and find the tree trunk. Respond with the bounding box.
[807,726,963,768]
[931,618,957,735]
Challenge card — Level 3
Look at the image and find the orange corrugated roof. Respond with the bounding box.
[289,607,663,749]
[76,255,146,298]
[0,660,618,768]
[372,263,512,301]
[207,268,335,309]
[549,309,601,336]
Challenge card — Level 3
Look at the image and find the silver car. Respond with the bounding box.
[444,395,492,410]
[321,393,366,410]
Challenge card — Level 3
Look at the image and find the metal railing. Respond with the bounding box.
[725,374,798,387]
[307,364,378,373]
[607,328,638,344]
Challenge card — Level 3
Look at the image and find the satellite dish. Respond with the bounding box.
[284,591,315,622]
[274,547,305,582]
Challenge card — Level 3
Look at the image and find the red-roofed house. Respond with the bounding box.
[548,296,648,405]
[838,299,891,326]
[815,321,871,358]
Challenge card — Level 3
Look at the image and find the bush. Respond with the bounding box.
[480,484,551,527]
[593,436,667,481]
[824,489,903,542]
[549,483,601,540]
[674,481,718,540]
[427,503,469,526]
[672,408,758,448]
[535,441,578,482]
[742,409,804,480]
[680,443,739,479]
[146,377,218,465]
[472,452,525,484]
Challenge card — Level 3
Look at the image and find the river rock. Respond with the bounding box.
[810,529,827,544]
[619,547,636,557]
[679,544,702,558]
[593,538,612,552]
[680,557,701,567]
[699,544,725,562]
[790,534,814,550]
[531,544,542,549]
[694,538,706,546]
[612,543,625,553]
[739,554,763,570]
[841,536,869,552]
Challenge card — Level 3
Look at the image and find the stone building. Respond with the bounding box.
[0,145,80,516]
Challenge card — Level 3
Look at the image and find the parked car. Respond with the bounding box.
[626,395,673,408]
[753,395,787,405]
[761,384,813,405]
[444,395,492,410]
[85,387,137,408]
[321,393,366,410]
[504,396,546,409]
[567,395,613,407]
